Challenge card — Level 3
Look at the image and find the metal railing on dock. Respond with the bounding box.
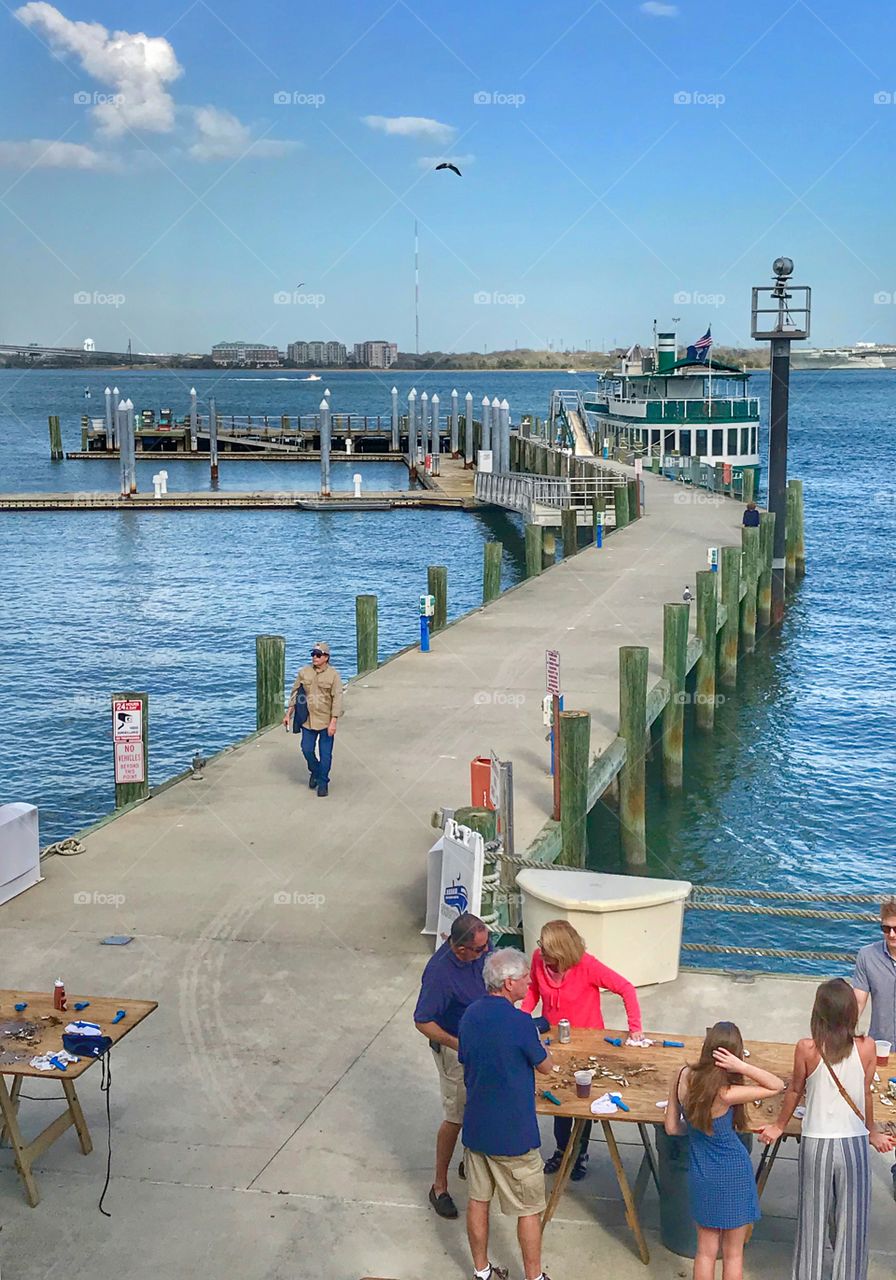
[474,471,628,526]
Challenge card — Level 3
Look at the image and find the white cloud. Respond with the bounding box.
[417,153,475,171]
[189,106,298,162]
[363,115,456,144]
[15,2,182,135]
[0,138,111,169]
[641,1,679,14]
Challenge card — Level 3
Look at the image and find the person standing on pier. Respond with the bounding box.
[414,914,491,1220]
[851,896,896,1199]
[283,641,343,796]
[742,501,760,527]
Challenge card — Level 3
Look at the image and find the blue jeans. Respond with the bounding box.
[301,726,334,785]
[554,1116,591,1158]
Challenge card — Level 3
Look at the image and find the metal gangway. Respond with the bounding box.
[474,471,627,526]
[549,389,595,456]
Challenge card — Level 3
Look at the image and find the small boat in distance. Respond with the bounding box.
[303,373,322,381]
[566,368,576,374]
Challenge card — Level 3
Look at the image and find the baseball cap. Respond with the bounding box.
[311,641,330,655]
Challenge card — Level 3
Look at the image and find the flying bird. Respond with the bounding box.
[296,282,304,288]
[682,586,693,603]
[435,162,462,177]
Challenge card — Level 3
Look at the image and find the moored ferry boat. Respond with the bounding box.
[583,329,761,485]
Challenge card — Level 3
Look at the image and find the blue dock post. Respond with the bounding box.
[420,616,430,651]
[596,514,603,548]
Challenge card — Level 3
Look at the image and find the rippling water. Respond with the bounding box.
[2,366,893,972]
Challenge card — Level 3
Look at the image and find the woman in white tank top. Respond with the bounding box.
[759,978,894,1280]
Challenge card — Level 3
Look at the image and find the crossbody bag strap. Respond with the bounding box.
[818,1045,866,1125]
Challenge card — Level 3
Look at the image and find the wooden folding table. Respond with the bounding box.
[0,990,157,1206]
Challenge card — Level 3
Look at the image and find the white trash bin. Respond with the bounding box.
[517,868,691,988]
[0,803,41,907]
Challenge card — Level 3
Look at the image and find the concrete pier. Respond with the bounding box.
[2,467,891,1279]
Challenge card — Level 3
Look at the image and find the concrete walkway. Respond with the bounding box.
[3,467,893,1278]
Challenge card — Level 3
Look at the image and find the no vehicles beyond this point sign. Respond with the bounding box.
[545,649,561,696]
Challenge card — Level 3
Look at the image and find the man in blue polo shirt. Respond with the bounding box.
[853,895,896,1199]
[458,948,554,1280]
[414,913,490,1219]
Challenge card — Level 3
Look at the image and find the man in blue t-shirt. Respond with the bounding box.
[458,948,554,1280]
[414,913,491,1219]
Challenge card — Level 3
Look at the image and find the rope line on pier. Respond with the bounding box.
[681,943,857,963]
[686,902,877,923]
[689,886,887,905]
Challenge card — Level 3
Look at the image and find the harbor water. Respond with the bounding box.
[1,367,893,972]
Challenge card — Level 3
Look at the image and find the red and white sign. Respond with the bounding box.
[114,739,145,784]
[545,649,561,696]
[113,699,143,741]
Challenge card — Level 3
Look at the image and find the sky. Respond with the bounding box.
[1,0,894,354]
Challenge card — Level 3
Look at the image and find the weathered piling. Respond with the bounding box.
[391,386,400,452]
[558,710,591,867]
[740,525,760,653]
[208,396,219,483]
[453,806,497,842]
[757,511,776,629]
[627,478,640,520]
[112,689,149,808]
[661,603,689,788]
[407,389,416,469]
[427,565,448,632]
[355,595,378,675]
[104,385,114,448]
[483,542,502,603]
[719,546,741,688]
[743,467,756,504]
[255,634,286,729]
[561,507,578,559]
[81,417,89,451]
[117,402,129,497]
[125,400,136,492]
[785,481,797,585]
[695,570,718,731]
[619,646,648,866]
[525,524,542,578]
[542,530,556,570]
[464,392,474,466]
[48,415,63,460]
[420,392,430,461]
[790,478,806,578]
[614,482,630,529]
[450,389,459,455]
[481,397,491,455]
[319,397,331,496]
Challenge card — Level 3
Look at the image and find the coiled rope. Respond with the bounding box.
[40,837,85,860]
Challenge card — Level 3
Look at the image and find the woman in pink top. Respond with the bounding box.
[521,919,643,1181]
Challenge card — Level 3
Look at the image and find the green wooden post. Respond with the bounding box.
[719,547,740,688]
[542,529,556,569]
[591,492,607,535]
[791,478,806,577]
[757,511,775,630]
[483,542,502,603]
[427,565,448,632]
[627,477,640,519]
[785,481,798,585]
[743,467,756,504]
[695,570,718,731]
[561,506,578,559]
[558,710,591,868]
[355,594,378,675]
[614,482,630,529]
[618,646,648,866]
[740,525,760,653]
[525,523,542,578]
[255,634,286,729]
[453,806,497,842]
[661,603,689,788]
[651,455,660,474]
[48,415,63,460]
[112,690,150,808]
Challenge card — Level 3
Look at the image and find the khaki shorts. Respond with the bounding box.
[464,1147,546,1218]
[431,1044,466,1125]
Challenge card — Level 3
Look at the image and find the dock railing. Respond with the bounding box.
[475,471,628,525]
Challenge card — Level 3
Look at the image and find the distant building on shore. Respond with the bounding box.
[212,341,281,368]
[353,340,398,369]
[287,340,347,366]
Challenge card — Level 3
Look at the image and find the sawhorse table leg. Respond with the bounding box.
[746,1134,788,1243]
[601,1121,651,1265]
[541,1117,585,1229]
[0,1073,94,1206]
[0,1075,23,1147]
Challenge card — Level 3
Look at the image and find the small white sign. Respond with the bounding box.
[114,739,145,784]
[545,648,561,696]
[707,546,719,569]
[437,821,484,943]
[478,449,493,474]
[634,457,643,476]
[113,699,142,741]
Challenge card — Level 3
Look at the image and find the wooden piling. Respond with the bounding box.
[618,646,648,866]
[743,467,756,504]
[80,417,89,451]
[561,507,578,559]
[627,478,640,519]
[483,542,502,604]
[558,710,591,868]
[785,481,798,585]
[48,415,63,460]
[453,806,497,842]
[740,525,761,653]
[255,634,286,729]
[112,690,149,808]
[525,524,542,578]
[661,603,689,788]
[614,482,630,530]
[695,571,718,731]
[355,594,378,675]
[542,530,556,569]
[757,511,776,630]
[790,478,806,577]
[427,565,448,632]
[719,547,740,688]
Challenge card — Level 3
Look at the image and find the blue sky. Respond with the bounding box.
[1,0,893,353]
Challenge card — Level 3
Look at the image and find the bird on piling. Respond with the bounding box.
[682,586,693,603]
[435,162,462,177]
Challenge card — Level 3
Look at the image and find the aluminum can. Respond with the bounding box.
[558,1019,571,1044]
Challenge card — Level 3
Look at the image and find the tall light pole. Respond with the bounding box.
[751,257,811,624]
[414,219,420,356]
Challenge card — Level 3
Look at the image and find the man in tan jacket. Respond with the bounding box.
[283,641,344,796]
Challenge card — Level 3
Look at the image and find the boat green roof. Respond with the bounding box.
[616,357,749,378]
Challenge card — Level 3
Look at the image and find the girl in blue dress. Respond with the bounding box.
[665,1021,785,1280]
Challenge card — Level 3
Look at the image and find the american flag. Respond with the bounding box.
[686,327,713,362]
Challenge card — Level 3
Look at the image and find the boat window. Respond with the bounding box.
[712,428,723,455]
[696,429,707,456]
[679,429,692,457]
[727,427,737,454]
[751,427,757,452]
[664,429,675,454]
[650,428,660,449]
[740,427,749,454]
